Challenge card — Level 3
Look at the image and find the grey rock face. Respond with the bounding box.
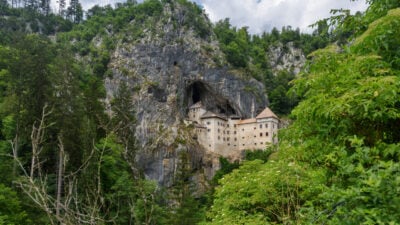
[105,3,268,187]
[268,42,306,76]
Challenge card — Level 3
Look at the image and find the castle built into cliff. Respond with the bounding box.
[187,102,279,157]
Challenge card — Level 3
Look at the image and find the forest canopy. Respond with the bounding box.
[1,0,399,224]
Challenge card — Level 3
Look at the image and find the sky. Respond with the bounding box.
[77,0,369,34]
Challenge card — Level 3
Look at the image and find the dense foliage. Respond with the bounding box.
[213,19,333,115]
[206,2,400,224]
[0,0,214,224]
[2,0,398,224]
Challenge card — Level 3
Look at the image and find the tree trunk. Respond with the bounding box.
[56,136,64,220]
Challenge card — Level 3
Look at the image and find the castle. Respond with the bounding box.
[187,102,279,157]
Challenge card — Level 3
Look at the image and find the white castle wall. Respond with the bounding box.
[188,102,279,158]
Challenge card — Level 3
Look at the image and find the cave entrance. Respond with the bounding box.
[191,81,205,104]
[185,81,238,116]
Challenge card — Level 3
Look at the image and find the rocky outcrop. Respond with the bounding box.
[268,42,306,76]
[104,2,268,187]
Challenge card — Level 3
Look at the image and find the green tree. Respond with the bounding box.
[0,184,31,225]
[207,4,400,225]
[168,151,203,224]
[66,0,83,23]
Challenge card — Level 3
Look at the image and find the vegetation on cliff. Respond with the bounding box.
[206,1,400,224]
[1,0,399,224]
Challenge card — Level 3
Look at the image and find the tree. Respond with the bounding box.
[58,0,66,17]
[67,0,83,23]
[0,184,31,225]
[207,4,400,225]
[40,0,50,15]
[168,151,203,225]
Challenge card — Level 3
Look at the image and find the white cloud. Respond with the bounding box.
[73,0,368,34]
[200,0,368,33]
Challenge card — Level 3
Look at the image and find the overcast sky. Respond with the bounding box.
[77,0,369,34]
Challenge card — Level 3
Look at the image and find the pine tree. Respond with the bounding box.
[67,0,83,23]
[58,0,66,17]
[40,0,50,15]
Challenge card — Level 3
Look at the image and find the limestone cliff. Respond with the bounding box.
[103,2,268,187]
[268,42,306,76]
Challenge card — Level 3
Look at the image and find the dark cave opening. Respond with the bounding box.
[191,81,204,104]
[186,81,238,116]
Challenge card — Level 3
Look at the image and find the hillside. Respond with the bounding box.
[2,0,398,224]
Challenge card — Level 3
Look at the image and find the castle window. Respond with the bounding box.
[209,145,211,147]
[255,143,257,146]
[261,142,263,144]
[254,135,256,138]
[207,122,210,125]
[260,133,263,137]
[227,137,230,141]
[223,138,225,141]
[242,137,244,139]
[227,124,230,127]
[242,129,244,131]
[265,124,268,128]
[273,124,275,128]
[207,129,210,132]
[266,132,269,136]
[218,129,220,133]
[227,131,230,135]
[234,138,237,141]
[254,127,256,130]
[218,136,220,140]
[234,125,237,128]
[243,144,245,146]
[234,131,236,134]
[259,124,262,129]
[227,143,230,146]
[223,131,225,134]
